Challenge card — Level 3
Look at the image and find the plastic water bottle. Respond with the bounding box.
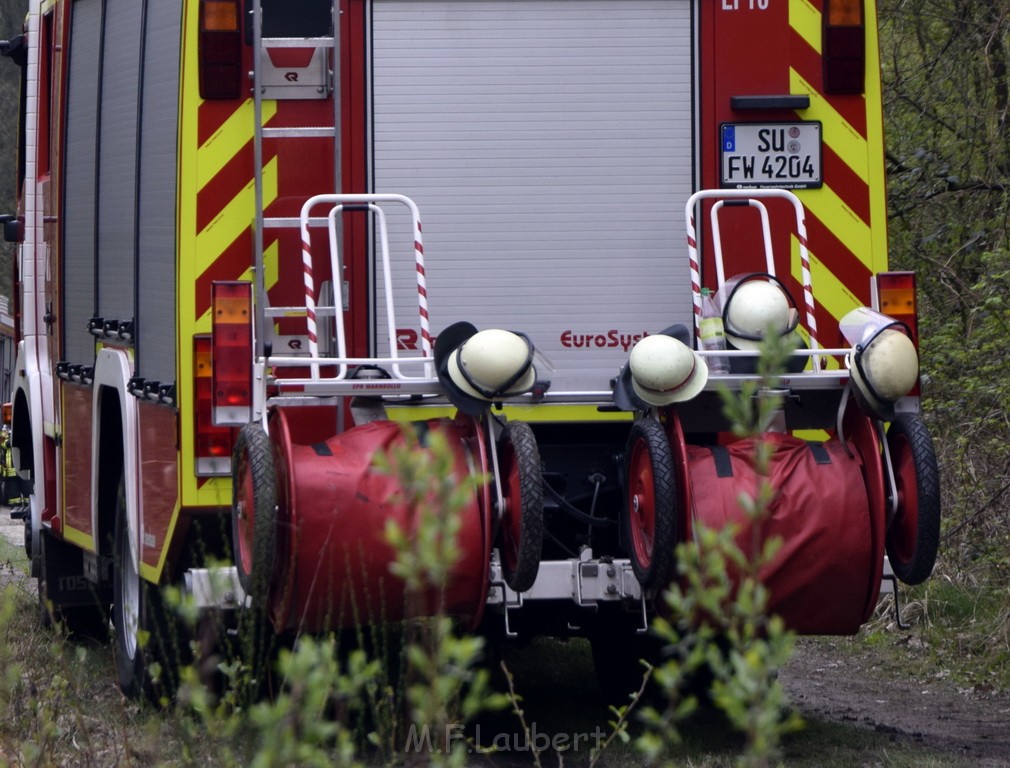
[699,288,729,374]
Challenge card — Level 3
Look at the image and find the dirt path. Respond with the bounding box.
[780,636,1010,765]
[0,508,25,589]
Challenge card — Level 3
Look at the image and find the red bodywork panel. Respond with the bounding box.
[699,0,878,343]
[138,402,179,571]
[60,383,94,541]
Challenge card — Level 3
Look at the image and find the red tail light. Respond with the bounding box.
[876,271,920,396]
[194,335,234,476]
[199,0,243,100]
[212,281,254,426]
[875,272,918,346]
[823,0,865,94]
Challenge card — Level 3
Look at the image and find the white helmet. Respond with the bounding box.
[435,322,538,415]
[629,334,709,406]
[849,326,919,420]
[723,276,798,351]
[448,329,535,396]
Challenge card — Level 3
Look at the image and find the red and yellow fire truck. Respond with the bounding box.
[3,0,938,700]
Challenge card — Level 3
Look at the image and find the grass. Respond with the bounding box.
[0,546,989,766]
[0,514,1002,767]
[860,574,1010,697]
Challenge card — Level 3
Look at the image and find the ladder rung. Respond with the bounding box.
[265,306,338,317]
[263,216,331,228]
[262,37,335,49]
[263,127,337,139]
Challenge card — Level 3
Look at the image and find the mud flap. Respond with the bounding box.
[686,433,880,635]
[40,530,113,609]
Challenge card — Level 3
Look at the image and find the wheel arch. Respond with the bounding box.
[92,349,139,569]
[11,340,45,566]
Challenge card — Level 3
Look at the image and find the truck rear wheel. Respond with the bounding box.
[624,419,677,589]
[113,478,178,703]
[231,424,277,606]
[885,413,941,585]
[498,421,543,593]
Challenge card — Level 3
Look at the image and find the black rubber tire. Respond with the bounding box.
[231,423,278,606]
[885,413,941,585]
[498,421,544,593]
[113,477,180,703]
[623,418,677,589]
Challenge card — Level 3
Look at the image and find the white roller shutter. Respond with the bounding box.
[63,0,102,365]
[370,0,695,394]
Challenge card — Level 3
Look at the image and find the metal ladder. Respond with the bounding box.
[249,0,342,363]
[246,2,438,409]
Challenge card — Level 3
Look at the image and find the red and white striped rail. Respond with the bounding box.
[685,188,821,370]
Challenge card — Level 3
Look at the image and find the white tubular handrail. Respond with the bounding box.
[685,188,821,370]
[295,193,434,381]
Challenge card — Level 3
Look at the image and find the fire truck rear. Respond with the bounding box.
[1,0,939,700]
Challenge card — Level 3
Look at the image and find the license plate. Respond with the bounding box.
[720,122,822,189]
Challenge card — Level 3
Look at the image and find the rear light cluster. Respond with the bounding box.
[875,271,920,397]
[194,335,234,476]
[875,272,918,347]
[823,0,865,94]
[211,281,254,426]
[199,0,242,99]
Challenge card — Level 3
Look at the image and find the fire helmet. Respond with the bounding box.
[629,334,708,406]
[848,325,919,420]
[723,275,799,352]
[435,322,536,415]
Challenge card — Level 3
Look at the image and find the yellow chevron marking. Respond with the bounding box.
[800,184,873,271]
[791,234,857,372]
[197,100,277,189]
[264,239,280,293]
[862,1,891,275]
[62,526,95,552]
[789,0,821,54]
[790,70,870,185]
[195,157,278,275]
[793,235,861,316]
[788,1,888,274]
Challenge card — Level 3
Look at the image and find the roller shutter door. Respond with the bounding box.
[370,0,695,393]
[63,0,102,365]
[97,0,142,325]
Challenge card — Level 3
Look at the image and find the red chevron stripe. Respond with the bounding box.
[196,142,254,234]
[822,143,871,227]
[804,212,874,308]
[198,99,245,148]
[194,229,278,321]
[790,26,868,138]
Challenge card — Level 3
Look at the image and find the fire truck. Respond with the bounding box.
[3,0,939,700]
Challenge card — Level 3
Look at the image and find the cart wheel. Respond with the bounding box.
[232,424,278,604]
[624,419,677,588]
[498,421,543,593]
[885,413,941,585]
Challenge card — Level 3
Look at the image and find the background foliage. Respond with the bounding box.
[0,0,27,303]
[880,0,1010,583]
[0,0,25,215]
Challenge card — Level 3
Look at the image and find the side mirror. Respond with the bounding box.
[0,35,27,68]
[0,215,23,243]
